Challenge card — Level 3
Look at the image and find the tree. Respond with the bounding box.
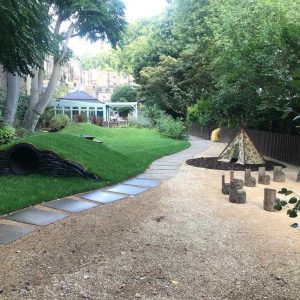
[117,0,300,132]
[111,85,137,102]
[25,0,126,132]
[0,0,56,126]
[0,0,55,76]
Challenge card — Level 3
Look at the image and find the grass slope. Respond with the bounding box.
[0,124,189,215]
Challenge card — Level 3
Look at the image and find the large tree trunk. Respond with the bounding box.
[24,22,74,132]
[3,73,21,126]
[25,62,61,132]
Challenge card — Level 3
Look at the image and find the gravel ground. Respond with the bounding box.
[0,142,300,300]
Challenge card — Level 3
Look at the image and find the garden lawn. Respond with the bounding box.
[0,124,189,215]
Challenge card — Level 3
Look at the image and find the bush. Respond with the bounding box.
[15,94,29,126]
[49,114,70,131]
[187,99,215,126]
[91,115,104,126]
[0,126,16,145]
[128,115,151,128]
[38,107,55,129]
[144,105,164,127]
[156,116,188,140]
[15,127,27,138]
[74,114,87,123]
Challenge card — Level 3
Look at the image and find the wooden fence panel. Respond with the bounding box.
[190,123,300,166]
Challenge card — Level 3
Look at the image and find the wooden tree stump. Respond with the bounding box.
[244,169,256,187]
[222,174,230,195]
[273,166,285,182]
[229,181,246,204]
[264,188,277,211]
[230,170,244,189]
[296,168,300,182]
[258,167,270,185]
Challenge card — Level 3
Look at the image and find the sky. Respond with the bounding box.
[68,0,168,56]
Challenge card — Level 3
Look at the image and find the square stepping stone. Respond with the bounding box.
[123,179,160,188]
[44,198,99,213]
[6,208,68,226]
[81,190,127,203]
[150,165,179,170]
[0,223,35,245]
[106,184,148,195]
[136,175,151,179]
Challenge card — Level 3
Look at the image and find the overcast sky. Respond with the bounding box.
[68,0,168,56]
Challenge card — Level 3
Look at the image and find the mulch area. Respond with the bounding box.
[186,157,286,171]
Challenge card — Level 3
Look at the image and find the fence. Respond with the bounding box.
[190,123,300,166]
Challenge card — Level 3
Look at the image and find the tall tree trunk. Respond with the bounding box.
[3,73,21,126]
[25,62,61,132]
[24,67,44,127]
[24,22,74,132]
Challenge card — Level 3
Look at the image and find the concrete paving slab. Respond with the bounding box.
[44,198,99,213]
[0,223,35,245]
[149,165,179,170]
[6,208,68,227]
[106,184,148,195]
[123,179,160,188]
[81,190,127,203]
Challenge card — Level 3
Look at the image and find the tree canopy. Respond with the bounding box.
[115,0,300,133]
[111,85,137,103]
[0,0,56,76]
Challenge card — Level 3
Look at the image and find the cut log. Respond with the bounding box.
[297,168,300,182]
[244,169,256,187]
[258,167,270,185]
[229,181,246,204]
[222,174,230,195]
[230,170,244,189]
[273,166,285,182]
[264,188,277,212]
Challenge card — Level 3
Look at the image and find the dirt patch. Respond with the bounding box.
[186,156,286,171]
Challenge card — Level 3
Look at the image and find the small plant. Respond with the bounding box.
[128,115,151,128]
[91,115,104,126]
[274,188,300,228]
[0,126,16,145]
[49,114,70,131]
[38,107,55,129]
[144,105,164,127]
[74,114,87,123]
[156,116,188,140]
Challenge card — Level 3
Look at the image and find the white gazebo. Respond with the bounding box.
[49,90,109,121]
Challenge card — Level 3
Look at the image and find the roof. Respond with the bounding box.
[59,90,105,104]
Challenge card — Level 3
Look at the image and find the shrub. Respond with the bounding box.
[91,115,104,126]
[187,99,215,126]
[156,116,188,140]
[75,114,87,123]
[15,94,29,126]
[15,127,27,138]
[49,114,70,131]
[0,126,16,145]
[144,105,164,127]
[38,107,55,129]
[128,115,151,128]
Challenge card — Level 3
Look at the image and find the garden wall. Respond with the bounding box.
[190,123,300,166]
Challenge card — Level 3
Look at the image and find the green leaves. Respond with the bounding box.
[289,197,298,204]
[276,188,300,226]
[274,203,283,211]
[278,188,293,196]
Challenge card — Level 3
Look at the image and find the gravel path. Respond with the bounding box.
[0,141,300,300]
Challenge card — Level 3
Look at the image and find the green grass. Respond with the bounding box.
[0,124,189,215]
